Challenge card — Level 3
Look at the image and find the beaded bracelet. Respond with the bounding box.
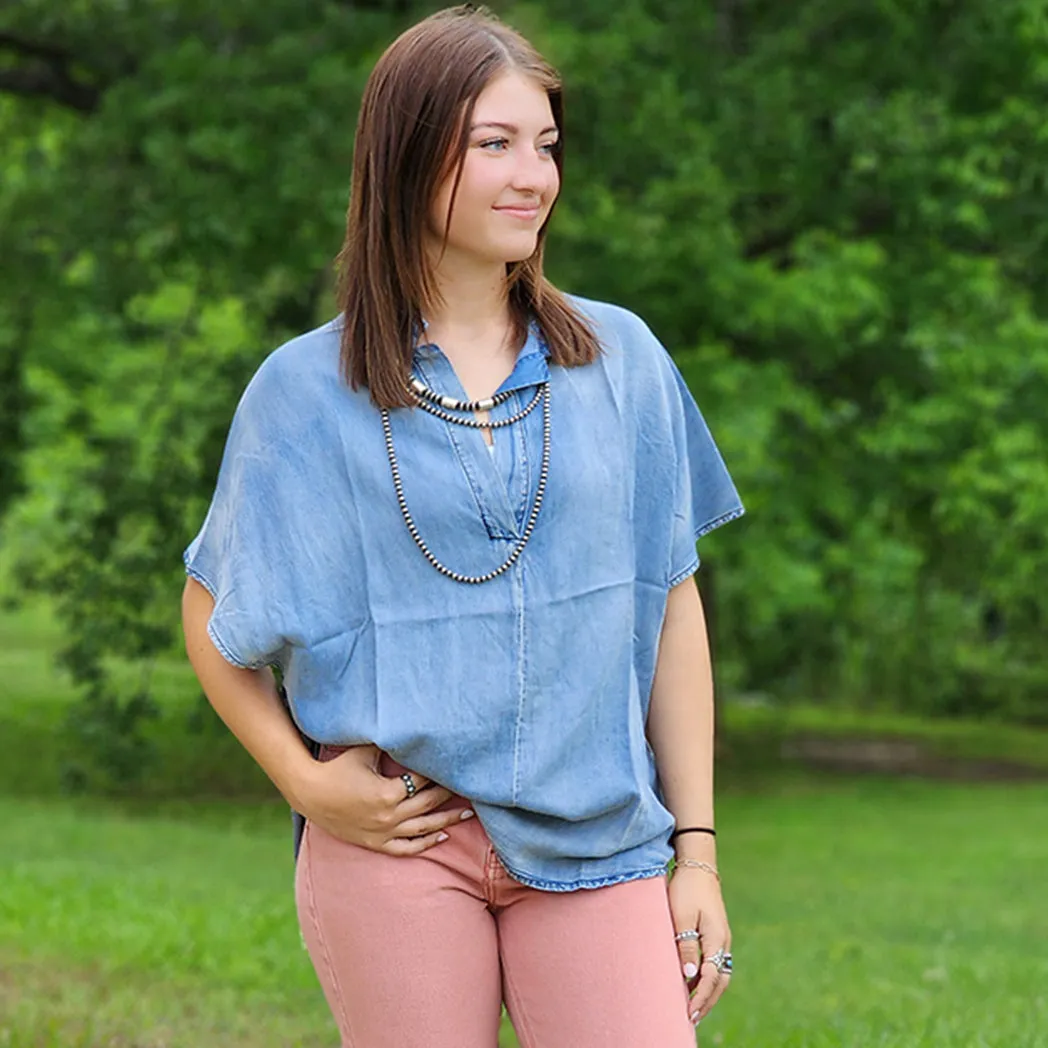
[669,826,716,843]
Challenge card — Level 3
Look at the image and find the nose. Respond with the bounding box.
[510,145,559,196]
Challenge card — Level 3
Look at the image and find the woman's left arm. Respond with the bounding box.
[647,574,732,1026]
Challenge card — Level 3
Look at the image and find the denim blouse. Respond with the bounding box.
[183,295,744,891]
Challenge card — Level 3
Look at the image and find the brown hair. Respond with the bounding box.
[334,3,600,408]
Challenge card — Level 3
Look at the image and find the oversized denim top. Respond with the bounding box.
[184,295,744,891]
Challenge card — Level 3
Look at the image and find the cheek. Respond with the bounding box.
[429,163,488,236]
[459,163,505,208]
[443,170,502,232]
[546,164,561,200]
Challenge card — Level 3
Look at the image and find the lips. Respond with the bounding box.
[495,205,541,220]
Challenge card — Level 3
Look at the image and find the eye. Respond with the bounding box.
[539,140,560,157]
[478,137,509,152]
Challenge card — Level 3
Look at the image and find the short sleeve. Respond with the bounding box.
[663,350,745,587]
[183,360,298,669]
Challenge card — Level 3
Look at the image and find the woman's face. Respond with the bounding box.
[426,70,561,269]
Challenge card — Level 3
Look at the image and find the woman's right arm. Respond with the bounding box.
[183,576,319,810]
[181,576,465,853]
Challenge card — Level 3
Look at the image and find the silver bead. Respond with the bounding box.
[408,376,513,414]
[411,383,544,429]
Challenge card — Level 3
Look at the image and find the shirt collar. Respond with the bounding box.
[411,316,551,394]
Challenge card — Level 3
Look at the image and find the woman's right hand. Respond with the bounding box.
[294,743,471,855]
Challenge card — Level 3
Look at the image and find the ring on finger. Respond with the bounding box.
[703,948,733,975]
[674,929,701,943]
[401,772,417,799]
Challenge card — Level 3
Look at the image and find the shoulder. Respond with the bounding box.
[563,293,662,353]
[246,317,343,399]
[226,317,350,447]
[563,293,681,396]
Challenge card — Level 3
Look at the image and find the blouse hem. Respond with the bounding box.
[668,556,700,589]
[667,504,746,587]
[499,859,669,892]
[183,561,260,671]
[695,504,746,541]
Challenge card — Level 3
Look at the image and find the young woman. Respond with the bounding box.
[182,6,743,1046]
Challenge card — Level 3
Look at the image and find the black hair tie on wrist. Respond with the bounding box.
[670,826,716,843]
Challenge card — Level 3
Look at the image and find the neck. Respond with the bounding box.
[422,246,512,349]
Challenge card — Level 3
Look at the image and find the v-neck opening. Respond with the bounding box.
[412,358,524,541]
[407,318,548,542]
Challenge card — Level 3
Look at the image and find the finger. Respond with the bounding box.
[393,782,455,814]
[379,766,437,795]
[381,828,451,856]
[687,947,726,1020]
[377,769,436,805]
[674,929,702,985]
[698,972,732,1019]
[379,763,449,801]
[390,806,476,839]
[687,967,719,1023]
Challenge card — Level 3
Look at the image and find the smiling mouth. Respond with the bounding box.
[495,206,541,220]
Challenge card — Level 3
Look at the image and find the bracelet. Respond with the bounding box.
[674,859,720,880]
[669,826,716,843]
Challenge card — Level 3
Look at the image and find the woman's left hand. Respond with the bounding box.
[668,866,732,1026]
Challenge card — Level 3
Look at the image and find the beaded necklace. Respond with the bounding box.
[380,376,551,585]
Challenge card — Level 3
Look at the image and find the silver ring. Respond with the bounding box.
[703,948,732,975]
[674,929,701,943]
[401,772,417,798]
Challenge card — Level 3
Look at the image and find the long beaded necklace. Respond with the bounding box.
[380,377,551,585]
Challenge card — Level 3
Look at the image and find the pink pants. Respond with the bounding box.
[294,749,697,1048]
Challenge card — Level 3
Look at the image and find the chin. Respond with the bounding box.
[496,238,541,264]
[453,234,539,267]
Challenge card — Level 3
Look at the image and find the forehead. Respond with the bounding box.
[471,71,554,126]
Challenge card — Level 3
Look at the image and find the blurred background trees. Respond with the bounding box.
[2,0,1046,783]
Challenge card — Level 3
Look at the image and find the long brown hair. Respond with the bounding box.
[335,4,600,408]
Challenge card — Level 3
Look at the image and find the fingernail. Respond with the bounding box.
[683,961,699,979]
[459,809,475,820]
[436,832,449,842]
[690,1011,701,1025]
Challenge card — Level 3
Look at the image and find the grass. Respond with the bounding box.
[723,699,1048,774]
[3,601,1048,1045]
[4,782,1048,1046]
[0,796,524,1047]
[0,802,334,1047]
[0,600,272,801]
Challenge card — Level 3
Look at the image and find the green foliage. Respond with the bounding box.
[1,0,1047,786]
[537,0,1048,720]
[3,280,269,786]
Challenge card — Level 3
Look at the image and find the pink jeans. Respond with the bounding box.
[294,748,696,1048]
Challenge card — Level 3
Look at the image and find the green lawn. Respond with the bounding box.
[0,600,273,802]
[3,781,1048,1046]
[3,602,1048,1045]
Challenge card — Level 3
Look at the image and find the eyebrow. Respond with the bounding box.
[471,122,559,136]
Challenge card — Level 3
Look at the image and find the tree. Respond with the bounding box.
[2,0,1047,790]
